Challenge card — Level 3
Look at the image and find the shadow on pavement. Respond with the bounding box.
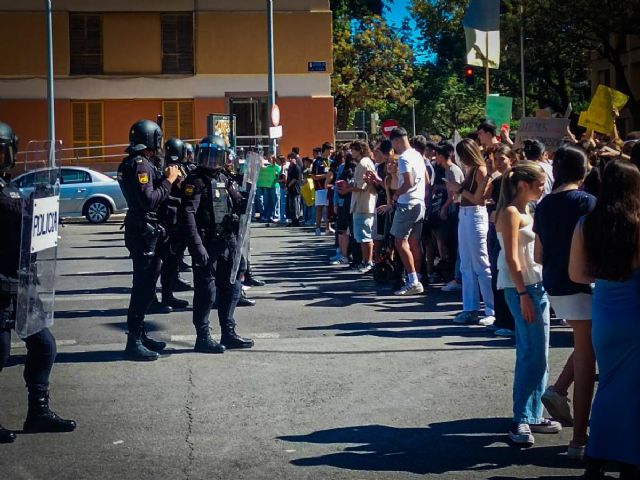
[279,420,581,476]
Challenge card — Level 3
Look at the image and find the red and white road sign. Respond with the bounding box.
[381,119,400,137]
[271,104,281,127]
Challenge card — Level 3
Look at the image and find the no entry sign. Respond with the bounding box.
[381,119,400,137]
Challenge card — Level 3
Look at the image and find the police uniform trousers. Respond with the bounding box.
[158,229,184,299]
[125,224,163,335]
[1,327,56,393]
[192,249,242,335]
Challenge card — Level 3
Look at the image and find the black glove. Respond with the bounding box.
[192,245,209,267]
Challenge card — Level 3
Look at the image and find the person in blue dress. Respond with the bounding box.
[569,159,640,479]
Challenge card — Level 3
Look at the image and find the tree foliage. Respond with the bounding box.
[332,15,415,130]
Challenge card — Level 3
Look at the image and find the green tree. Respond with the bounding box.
[332,15,415,130]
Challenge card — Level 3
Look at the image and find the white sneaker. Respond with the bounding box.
[452,311,479,324]
[394,282,424,296]
[529,418,562,434]
[442,280,462,292]
[325,227,335,235]
[314,228,321,236]
[541,387,573,426]
[509,423,535,446]
[359,262,374,274]
[478,315,496,327]
[330,255,349,265]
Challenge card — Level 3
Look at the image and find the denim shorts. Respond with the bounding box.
[353,213,374,243]
[390,202,425,240]
[314,189,329,206]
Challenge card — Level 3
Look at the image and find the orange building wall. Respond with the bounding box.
[193,98,227,140]
[277,97,335,156]
[102,100,164,146]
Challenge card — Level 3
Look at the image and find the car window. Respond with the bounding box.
[61,169,91,185]
[15,171,55,188]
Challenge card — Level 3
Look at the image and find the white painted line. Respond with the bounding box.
[113,440,124,445]
[11,339,77,348]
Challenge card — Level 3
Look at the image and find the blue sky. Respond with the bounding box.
[384,0,413,28]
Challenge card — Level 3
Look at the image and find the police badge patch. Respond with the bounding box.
[138,172,149,184]
[184,184,195,196]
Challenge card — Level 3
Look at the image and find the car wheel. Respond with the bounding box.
[85,198,111,224]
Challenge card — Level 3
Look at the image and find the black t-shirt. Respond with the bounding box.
[533,189,597,296]
[583,167,600,198]
[287,163,302,195]
[311,157,330,190]
[429,163,447,213]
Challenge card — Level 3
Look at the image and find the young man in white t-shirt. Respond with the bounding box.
[389,127,427,295]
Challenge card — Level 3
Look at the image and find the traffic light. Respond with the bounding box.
[464,66,475,86]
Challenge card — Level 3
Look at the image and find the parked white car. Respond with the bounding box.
[12,167,127,223]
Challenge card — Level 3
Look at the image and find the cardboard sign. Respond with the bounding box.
[578,84,629,134]
[514,117,570,152]
[486,95,512,128]
[30,195,60,253]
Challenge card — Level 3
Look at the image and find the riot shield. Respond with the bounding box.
[15,141,61,339]
[230,151,261,283]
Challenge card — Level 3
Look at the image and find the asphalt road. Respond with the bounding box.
[1,218,589,479]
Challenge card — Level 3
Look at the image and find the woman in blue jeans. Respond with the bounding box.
[495,162,562,446]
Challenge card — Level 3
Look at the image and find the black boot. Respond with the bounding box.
[23,391,77,433]
[220,328,254,349]
[0,424,16,443]
[141,331,167,352]
[194,330,226,354]
[173,274,193,292]
[243,272,266,287]
[125,333,160,361]
[237,290,256,307]
[178,259,192,273]
[162,296,189,310]
[147,296,172,314]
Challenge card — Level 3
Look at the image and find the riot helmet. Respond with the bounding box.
[184,142,195,163]
[127,119,163,154]
[164,138,185,163]
[196,135,227,170]
[0,121,19,172]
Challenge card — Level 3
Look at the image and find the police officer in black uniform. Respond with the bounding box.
[118,120,180,361]
[154,138,191,310]
[178,141,196,274]
[0,121,76,443]
[180,134,254,353]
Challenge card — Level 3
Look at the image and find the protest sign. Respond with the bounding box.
[578,84,629,134]
[514,117,570,152]
[486,95,512,128]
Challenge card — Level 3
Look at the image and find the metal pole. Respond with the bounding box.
[485,32,490,96]
[520,0,526,117]
[412,103,416,137]
[266,0,277,155]
[45,0,56,166]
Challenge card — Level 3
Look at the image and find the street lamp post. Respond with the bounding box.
[267,0,277,155]
[45,0,56,165]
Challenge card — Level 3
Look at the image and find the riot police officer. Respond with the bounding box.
[154,138,191,310]
[179,135,254,353]
[117,120,179,361]
[0,121,76,443]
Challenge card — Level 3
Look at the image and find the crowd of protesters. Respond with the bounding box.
[252,118,640,478]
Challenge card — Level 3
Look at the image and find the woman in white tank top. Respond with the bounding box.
[495,162,562,447]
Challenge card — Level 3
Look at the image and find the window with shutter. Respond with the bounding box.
[72,101,104,162]
[70,14,103,75]
[161,14,194,74]
[162,101,194,140]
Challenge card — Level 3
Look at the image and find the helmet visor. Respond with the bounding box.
[0,141,14,170]
[198,143,227,169]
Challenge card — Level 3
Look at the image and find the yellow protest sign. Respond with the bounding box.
[578,84,629,134]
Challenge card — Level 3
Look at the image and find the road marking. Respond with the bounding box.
[170,333,280,342]
[11,339,77,348]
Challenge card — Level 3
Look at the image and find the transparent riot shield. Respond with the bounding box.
[230,152,261,283]
[15,140,61,339]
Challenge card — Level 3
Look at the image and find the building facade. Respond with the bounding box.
[590,34,640,135]
[0,0,334,170]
